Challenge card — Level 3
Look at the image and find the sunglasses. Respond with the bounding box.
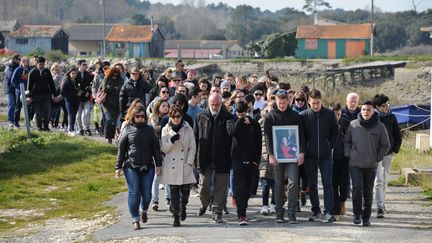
[254,93,263,96]
[295,98,305,102]
[161,91,169,94]
[171,115,182,119]
[134,114,146,119]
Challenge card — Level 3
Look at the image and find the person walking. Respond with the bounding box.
[231,101,262,225]
[3,54,20,127]
[11,57,30,128]
[75,60,93,136]
[300,89,338,223]
[264,89,305,223]
[344,101,390,227]
[159,105,197,227]
[372,94,402,218]
[115,106,163,230]
[194,93,234,223]
[59,69,81,136]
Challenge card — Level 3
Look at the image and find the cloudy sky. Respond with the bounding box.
[148,0,432,12]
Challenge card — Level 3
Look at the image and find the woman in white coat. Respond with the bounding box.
[159,105,197,227]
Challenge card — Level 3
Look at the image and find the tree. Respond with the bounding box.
[157,16,178,39]
[226,5,258,45]
[375,19,407,52]
[200,30,227,40]
[130,14,151,25]
[303,0,331,24]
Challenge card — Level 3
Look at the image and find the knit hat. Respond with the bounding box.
[187,69,196,76]
[220,80,230,89]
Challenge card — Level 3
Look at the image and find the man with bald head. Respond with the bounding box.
[194,93,234,223]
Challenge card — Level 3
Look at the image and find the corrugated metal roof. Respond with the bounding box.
[0,20,19,32]
[165,40,239,49]
[9,25,64,38]
[64,23,115,41]
[106,25,157,43]
[296,24,372,39]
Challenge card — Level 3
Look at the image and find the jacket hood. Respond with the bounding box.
[172,93,189,113]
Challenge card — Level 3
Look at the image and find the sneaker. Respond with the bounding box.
[288,214,298,224]
[68,131,77,137]
[223,205,229,214]
[269,204,276,214]
[215,214,224,223]
[165,199,171,206]
[377,207,385,218]
[275,214,285,223]
[151,203,159,211]
[180,208,187,221]
[260,205,270,215]
[79,129,84,136]
[323,213,336,223]
[353,215,361,224]
[363,219,371,227]
[309,212,321,222]
[85,129,92,136]
[198,206,206,216]
[238,216,247,226]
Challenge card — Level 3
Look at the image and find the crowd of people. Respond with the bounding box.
[2,56,402,230]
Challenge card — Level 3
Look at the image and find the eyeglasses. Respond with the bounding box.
[254,93,263,96]
[295,98,305,102]
[171,115,182,119]
[161,91,169,94]
[134,114,146,119]
[276,90,287,95]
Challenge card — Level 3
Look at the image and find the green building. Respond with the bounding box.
[295,24,372,59]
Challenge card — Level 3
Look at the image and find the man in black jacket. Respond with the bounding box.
[340,92,360,132]
[264,89,305,224]
[2,54,20,127]
[76,60,93,136]
[231,101,262,225]
[300,89,338,223]
[373,94,402,218]
[27,56,57,131]
[194,93,233,223]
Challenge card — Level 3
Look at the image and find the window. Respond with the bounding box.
[16,38,28,45]
[115,43,125,48]
[305,39,318,50]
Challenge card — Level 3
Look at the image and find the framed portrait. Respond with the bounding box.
[272,125,300,163]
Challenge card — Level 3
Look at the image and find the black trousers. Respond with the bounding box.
[169,184,191,216]
[232,161,256,218]
[332,157,350,214]
[350,165,377,220]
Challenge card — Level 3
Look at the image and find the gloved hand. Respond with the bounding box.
[170,133,180,143]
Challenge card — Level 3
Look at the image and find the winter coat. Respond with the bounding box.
[2,60,19,94]
[159,122,197,185]
[340,106,360,132]
[115,123,163,170]
[344,113,390,168]
[27,67,57,97]
[300,107,338,160]
[11,66,30,96]
[119,78,152,119]
[259,115,273,179]
[194,107,234,173]
[100,76,123,114]
[377,110,402,154]
[60,77,80,106]
[231,116,262,164]
[160,93,194,128]
[76,71,93,102]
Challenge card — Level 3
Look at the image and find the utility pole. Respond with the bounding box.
[370,0,374,57]
[313,0,318,25]
[101,0,106,57]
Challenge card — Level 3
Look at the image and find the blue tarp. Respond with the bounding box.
[391,104,430,128]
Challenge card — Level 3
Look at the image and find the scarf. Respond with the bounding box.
[169,120,183,133]
[358,112,379,129]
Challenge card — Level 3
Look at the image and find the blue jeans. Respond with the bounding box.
[305,158,334,215]
[350,165,376,220]
[103,110,118,139]
[261,178,275,206]
[151,174,170,204]
[65,100,78,132]
[124,164,155,223]
[6,93,16,124]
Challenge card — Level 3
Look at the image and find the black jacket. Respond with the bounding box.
[76,71,93,102]
[231,116,262,164]
[194,107,234,173]
[378,111,402,154]
[2,60,19,94]
[116,123,163,169]
[340,106,360,133]
[332,121,347,160]
[27,67,57,97]
[60,78,80,106]
[264,107,306,157]
[119,78,152,118]
[300,107,338,160]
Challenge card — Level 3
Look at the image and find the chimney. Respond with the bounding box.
[151,15,154,33]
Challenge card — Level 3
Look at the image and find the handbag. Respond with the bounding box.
[95,89,106,105]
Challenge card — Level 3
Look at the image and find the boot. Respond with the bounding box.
[180,206,187,221]
[340,202,346,215]
[173,215,180,227]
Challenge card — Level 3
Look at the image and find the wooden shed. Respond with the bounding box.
[295,24,372,59]
[8,25,69,54]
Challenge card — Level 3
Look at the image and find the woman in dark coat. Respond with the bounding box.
[100,68,123,143]
[60,68,80,136]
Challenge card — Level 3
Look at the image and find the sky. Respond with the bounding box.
[148,0,432,12]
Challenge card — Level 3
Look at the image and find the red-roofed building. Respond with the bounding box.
[295,24,372,59]
[106,24,165,58]
[8,25,68,54]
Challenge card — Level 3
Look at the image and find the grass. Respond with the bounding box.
[343,55,432,65]
[0,129,125,233]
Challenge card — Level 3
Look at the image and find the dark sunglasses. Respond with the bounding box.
[254,93,263,96]
[171,115,182,119]
[161,91,169,94]
[134,114,146,119]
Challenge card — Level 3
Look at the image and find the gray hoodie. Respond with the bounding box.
[344,113,390,168]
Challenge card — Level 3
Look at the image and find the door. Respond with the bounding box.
[328,40,336,59]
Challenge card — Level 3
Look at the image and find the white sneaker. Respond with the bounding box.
[159,184,165,190]
[68,131,77,137]
[269,204,276,214]
[260,205,270,215]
